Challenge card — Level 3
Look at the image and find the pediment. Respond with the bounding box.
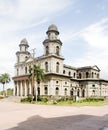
[92,65,100,71]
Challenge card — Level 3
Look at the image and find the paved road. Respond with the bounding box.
[0,101,108,130]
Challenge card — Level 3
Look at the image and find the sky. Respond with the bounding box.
[0,0,108,89]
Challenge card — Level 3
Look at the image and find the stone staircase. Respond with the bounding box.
[0,96,22,103]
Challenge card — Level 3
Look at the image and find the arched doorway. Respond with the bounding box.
[44,86,48,95]
[82,89,85,97]
[37,87,40,96]
[64,88,67,96]
[77,89,80,97]
[70,88,74,96]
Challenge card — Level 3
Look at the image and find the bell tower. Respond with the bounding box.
[43,24,62,56]
[16,38,30,63]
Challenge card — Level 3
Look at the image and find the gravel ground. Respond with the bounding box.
[0,101,108,130]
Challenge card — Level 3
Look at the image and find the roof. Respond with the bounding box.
[77,65,100,71]
[63,64,77,70]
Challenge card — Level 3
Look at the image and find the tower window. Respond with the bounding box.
[17,56,20,63]
[56,62,59,73]
[25,67,27,74]
[56,46,59,55]
[17,69,19,76]
[45,62,48,72]
[46,46,49,55]
[73,73,76,78]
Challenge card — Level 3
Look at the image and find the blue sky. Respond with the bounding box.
[0,0,108,89]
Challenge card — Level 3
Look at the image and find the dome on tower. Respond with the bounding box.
[19,38,29,47]
[46,24,59,35]
[48,24,58,31]
[20,38,28,45]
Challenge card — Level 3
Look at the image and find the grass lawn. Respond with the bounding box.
[21,97,108,106]
[27,100,108,107]
[56,100,108,106]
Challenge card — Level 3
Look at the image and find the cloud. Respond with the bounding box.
[80,18,108,48]
[0,0,72,32]
[69,18,108,79]
[0,0,73,89]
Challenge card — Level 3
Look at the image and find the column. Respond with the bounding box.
[20,81,23,97]
[24,80,27,96]
[13,81,16,96]
[17,81,19,96]
[29,81,32,95]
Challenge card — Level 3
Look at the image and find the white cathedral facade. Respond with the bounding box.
[13,24,108,98]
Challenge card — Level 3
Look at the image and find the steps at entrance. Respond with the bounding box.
[0,96,22,103]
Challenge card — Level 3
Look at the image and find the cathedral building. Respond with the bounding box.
[13,24,108,98]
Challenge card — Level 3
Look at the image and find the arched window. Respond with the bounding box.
[86,72,89,78]
[45,62,48,72]
[55,87,59,95]
[68,71,71,76]
[17,69,19,75]
[64,88,67,96]
[56,62,59,73]
[74,73,76,78]
[46,46,49,55]
[44,87,48,95]
[92,72,94,78]
[70,88,74,96]
[63,70,65,74]
[79,73,82,79]
[25,67,27,74]
[56,46,59,55]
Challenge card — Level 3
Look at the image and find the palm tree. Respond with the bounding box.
[29,65,44,101]
[0,73,10,96]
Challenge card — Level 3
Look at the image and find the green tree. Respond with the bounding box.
[0,73,10,96]
[29,65,44,101]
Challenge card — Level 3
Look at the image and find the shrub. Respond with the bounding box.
[21,97,32,102]
[77,97,105,103]
[0,95,4,99]
[41,97,48,103]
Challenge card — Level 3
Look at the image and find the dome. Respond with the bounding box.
[19,38,29,47]
[47,24,59,35]
[20,38,28,45]
[48,24,58,31]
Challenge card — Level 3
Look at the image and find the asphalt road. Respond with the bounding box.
[0,101,108,130]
